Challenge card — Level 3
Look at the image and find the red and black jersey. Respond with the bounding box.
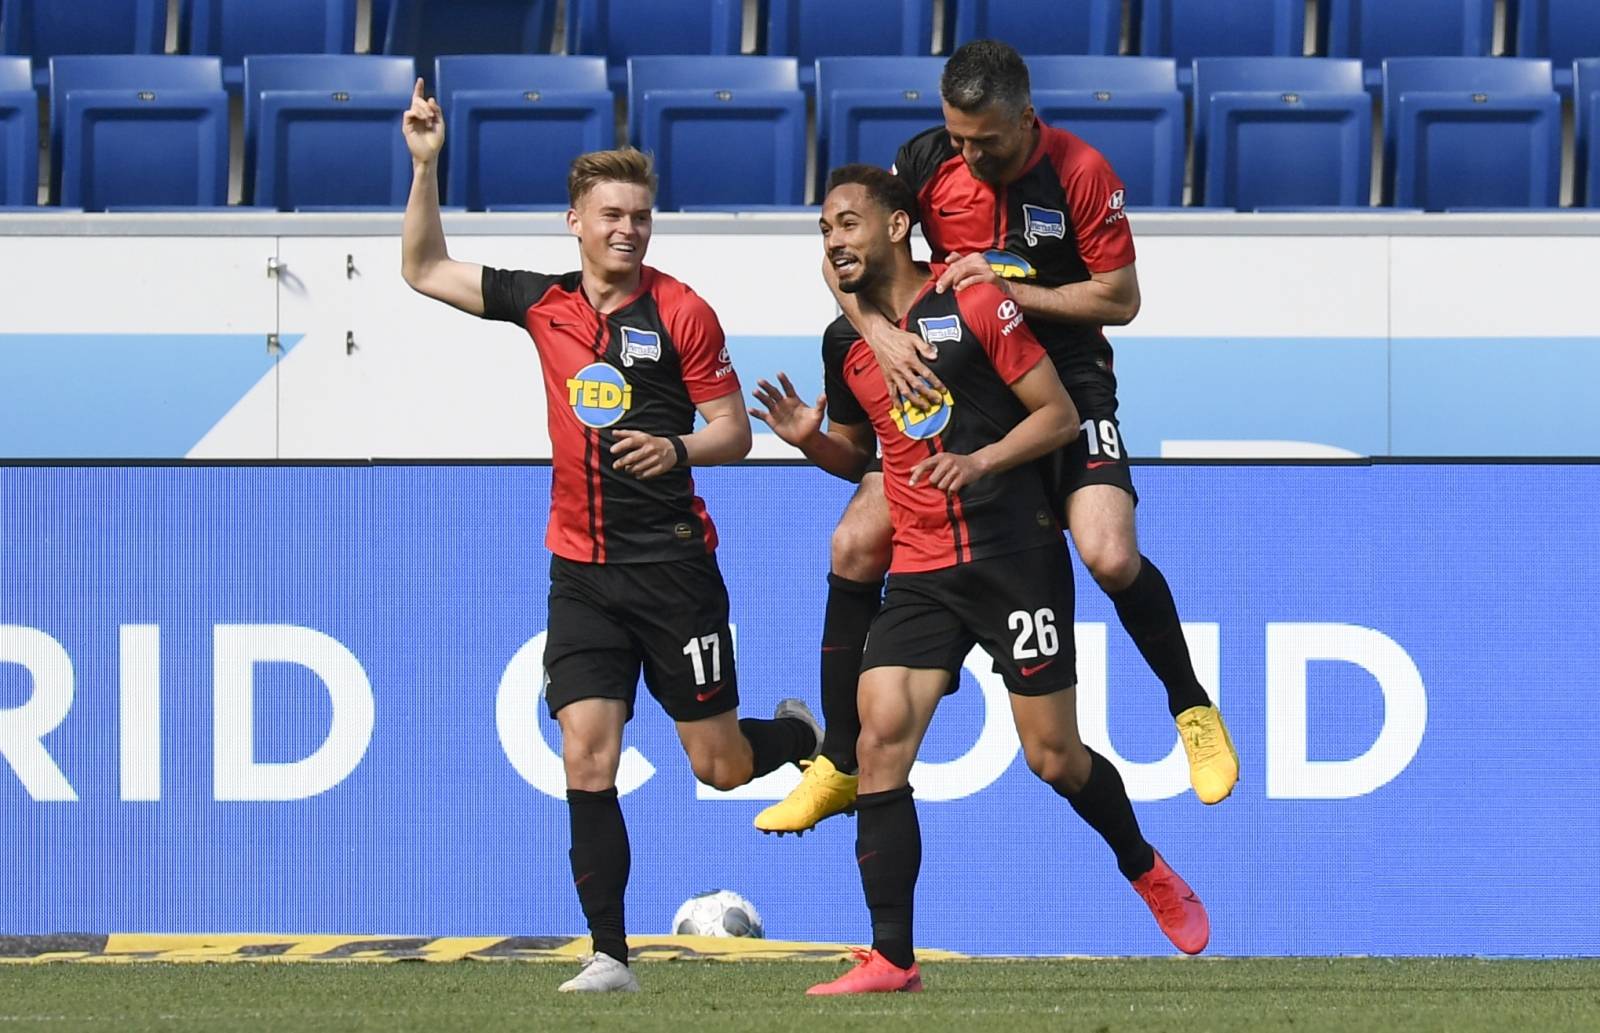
[893,120,1135,391]
[481,265,739,565]
[824,272,1061,575]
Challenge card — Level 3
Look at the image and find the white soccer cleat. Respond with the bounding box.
[557,952,640,993]
[774,697,823,762]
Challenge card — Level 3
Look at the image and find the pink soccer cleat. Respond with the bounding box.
[806,948,924,995]
[1132,850,1211,955]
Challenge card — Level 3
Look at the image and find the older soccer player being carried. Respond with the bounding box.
[399,79,822,993]
[755,41,1238,839]
[752,166,1209,994]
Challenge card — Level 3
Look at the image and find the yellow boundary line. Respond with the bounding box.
[0,934,971,965]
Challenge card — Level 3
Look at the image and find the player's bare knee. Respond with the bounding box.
[562,748,618,791]
[830,516,891,581]
[687,751,749,792]
[1082,540,1141,592]
[1026,744,1090,794]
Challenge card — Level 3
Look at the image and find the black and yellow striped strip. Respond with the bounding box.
[0,934,968,964]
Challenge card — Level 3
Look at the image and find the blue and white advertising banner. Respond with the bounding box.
[2,462,1597,956]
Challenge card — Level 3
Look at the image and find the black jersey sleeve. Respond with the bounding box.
[891,125,954,217]
[480,267,557,324]
[821,315,869,427]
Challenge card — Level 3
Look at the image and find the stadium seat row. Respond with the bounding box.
[3,0,1599,95]
[3,53,1598,212]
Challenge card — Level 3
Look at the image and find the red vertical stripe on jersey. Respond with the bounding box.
[688,480,718,554]
[924,438,970,566]
[589,428,606,563]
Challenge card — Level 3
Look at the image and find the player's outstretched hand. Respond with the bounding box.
[868,326,946,411]
[610,430,678,479]
[402,78,444,163]
[936,252,1009,295]
[749,373,824,446]
[909,450,988,494]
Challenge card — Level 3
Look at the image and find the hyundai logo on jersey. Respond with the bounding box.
[916,315,963,346]
[566,362,632,428]
[1022,204,1066,247]
[889,388,955,440]
[984,249,1037,279]
[619,327,662,368]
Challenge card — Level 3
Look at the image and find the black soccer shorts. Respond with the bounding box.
[543,554,739,722]
[1039,380,1139,514]
[861,540,1077,696]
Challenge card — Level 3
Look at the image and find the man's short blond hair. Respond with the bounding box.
[567,148,658,207]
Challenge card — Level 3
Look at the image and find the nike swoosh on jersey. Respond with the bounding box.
[695,682,725,702]
[1020,659,1055,677]
[1086,460,1118,469]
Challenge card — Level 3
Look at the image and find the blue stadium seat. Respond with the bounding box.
[383,0,555,91]
[1382,57,1559,210]
[184,0,357,91]
[814,57,943,187]
[434,55,614,211]
[1513,1,1600,95]
[1576,59,1600,207]
[243,55,415,210]
[370,0,393,50]
[2,0,167,89]
[1027,57,1185,207]
[952,0,1120,55]
[766,0,933,91]
[1136,0,1305,88]
[0,57,37,205]
[628,56,805,210]
[49,56,227,210]
[1325,1,1494,90]
[1192,57,1371,209]
[571,0,742,92]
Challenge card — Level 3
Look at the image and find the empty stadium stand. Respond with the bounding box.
[50,55,228,210]
[434,54,613,210]
[0,56,36,206]
[1192,57,1370,208]
[243,54,415,210]
[1383,57,1560,210]
[627,56,805,209]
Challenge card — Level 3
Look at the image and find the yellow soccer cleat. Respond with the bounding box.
[754,755,859,836]
[1176,705,1239,804]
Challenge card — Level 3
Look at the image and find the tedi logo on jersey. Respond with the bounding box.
[889,387,955,440]
[1022,204,1066,247]
[619,326,661,367]
[566,362,632,428]
[984,249,1037,280]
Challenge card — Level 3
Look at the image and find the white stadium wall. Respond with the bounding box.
[2,211,1598,459]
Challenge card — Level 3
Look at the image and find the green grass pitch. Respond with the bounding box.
[1,958,1597,1032]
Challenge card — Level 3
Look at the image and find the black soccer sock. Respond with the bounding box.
[1108,556,1213,717]
[855,785,920,970]
[818,573,883,774]
[566,787,630,965]
[739,717,817,778]
[1057,749,1156,882]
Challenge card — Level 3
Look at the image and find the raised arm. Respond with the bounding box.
[750,372,876,483]
[400,78,486,315]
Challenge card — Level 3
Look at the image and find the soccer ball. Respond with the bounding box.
[672,889,765,938]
